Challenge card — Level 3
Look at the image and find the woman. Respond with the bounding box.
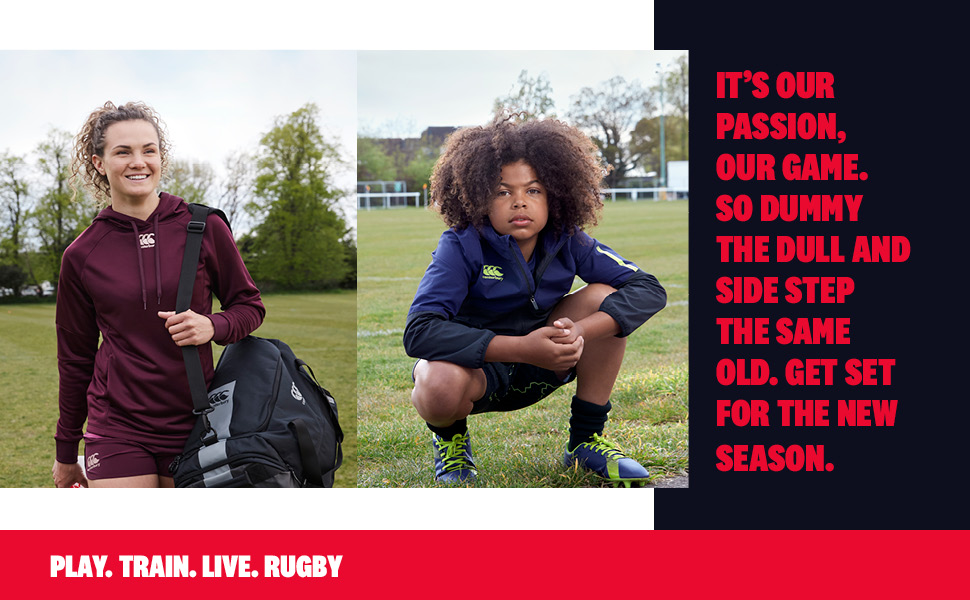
[52,101,265,488]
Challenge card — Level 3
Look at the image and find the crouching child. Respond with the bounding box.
[403,117,667,486]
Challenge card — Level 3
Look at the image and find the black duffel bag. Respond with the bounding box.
[170,204,343,487]
[172,336,343,487]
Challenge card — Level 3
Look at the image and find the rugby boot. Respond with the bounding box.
[432,431,477,483]
[564,433,650,488]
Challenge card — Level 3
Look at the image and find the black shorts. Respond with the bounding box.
[472,362,573,414]
[411,360,573,414]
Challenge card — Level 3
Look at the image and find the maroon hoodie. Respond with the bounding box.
[54,192,265,463]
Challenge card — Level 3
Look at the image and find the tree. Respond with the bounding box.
[217,150,254,233]
[567,76,655,188]
[400,150,437,199]
[340,237,356,289]
[630,55,689,183]
[1,151,30,260]
[247,103,349,290]
[663,54,689,162]
[0,151,31,296]
[630,114,688,180]
[0,263,27,296]
[357,137,396,183]
[31,129,97,289]
[164,159,217,206]
[493,70,557,120]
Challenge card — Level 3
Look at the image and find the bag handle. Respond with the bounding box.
[297,360,344,444]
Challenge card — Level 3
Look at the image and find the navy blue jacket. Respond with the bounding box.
[404,224,666,368]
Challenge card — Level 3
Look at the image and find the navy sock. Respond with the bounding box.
[428,418,468,440]
[568,396,611,451]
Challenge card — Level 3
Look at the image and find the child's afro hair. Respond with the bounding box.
[429,116,609,233]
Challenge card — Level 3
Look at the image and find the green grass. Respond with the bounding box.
[0,291,357,488]
[357,201,688,487]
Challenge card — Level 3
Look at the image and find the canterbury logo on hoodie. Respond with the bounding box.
[482,265,503,280]
[139,233,155,249]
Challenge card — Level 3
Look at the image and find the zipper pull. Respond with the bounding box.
[530,296,539,311]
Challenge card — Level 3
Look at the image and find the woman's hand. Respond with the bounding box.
[52,460,88,488]
[158,310,215,346]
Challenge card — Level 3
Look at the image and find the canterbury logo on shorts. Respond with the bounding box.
[482,265,504,280]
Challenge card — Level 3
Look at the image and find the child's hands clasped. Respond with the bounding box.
[520,318,585,372]
[550,318,584,345]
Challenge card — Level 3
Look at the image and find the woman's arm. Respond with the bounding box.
[202,214,265,344]
[54,249,99,466]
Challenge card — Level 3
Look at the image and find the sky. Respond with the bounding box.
[358,50,686,138]
[0,51,357,226]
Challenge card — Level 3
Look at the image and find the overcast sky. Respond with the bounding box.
[0,51,357,224]
[358,50,686,137]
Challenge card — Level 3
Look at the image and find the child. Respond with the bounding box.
[403,117,666,486]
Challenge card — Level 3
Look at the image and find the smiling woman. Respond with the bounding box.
[72,101,171,209]
[52,101,265,489]
[91,120,163,218]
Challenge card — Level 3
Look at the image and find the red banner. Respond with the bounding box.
[2,530,964,597]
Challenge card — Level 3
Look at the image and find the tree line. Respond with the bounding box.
[357,53,689,193]
[0,103,354,299]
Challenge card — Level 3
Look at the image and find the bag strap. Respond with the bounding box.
[177,203,212,416]
[291,419,324,487]
[177,203,230,443]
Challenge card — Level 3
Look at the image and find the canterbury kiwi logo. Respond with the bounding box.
[291,382,305,405]
[209,389,231,406]
[482,265,504,280]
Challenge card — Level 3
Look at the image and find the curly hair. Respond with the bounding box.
[430,116,608,234]
[71,101,170,204]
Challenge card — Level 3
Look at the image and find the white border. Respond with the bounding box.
[3,488,654,530]
[1,1,655,51]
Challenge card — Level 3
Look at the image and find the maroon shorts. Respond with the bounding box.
[83,435,180,480]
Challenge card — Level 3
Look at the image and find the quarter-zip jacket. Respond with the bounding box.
[404,224,666,368]
[54,193,265,463]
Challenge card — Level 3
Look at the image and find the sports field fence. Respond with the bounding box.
[356,187,689,210]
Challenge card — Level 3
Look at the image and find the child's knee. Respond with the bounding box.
[551,283,618,322]
[411,361,483,423]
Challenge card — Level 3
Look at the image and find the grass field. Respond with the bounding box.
[0,291,357,488]
[357,201,688,487]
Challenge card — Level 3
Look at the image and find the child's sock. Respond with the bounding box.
[427,418,468,440]
[568,396,611,452]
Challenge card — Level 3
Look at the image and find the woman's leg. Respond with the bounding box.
[88,474,161,488]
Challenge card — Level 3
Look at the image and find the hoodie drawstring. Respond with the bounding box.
[130,222,148,310]
[153,214,161,306]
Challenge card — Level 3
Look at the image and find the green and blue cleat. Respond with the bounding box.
[432,431,477,484]
[564,434,651,488]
